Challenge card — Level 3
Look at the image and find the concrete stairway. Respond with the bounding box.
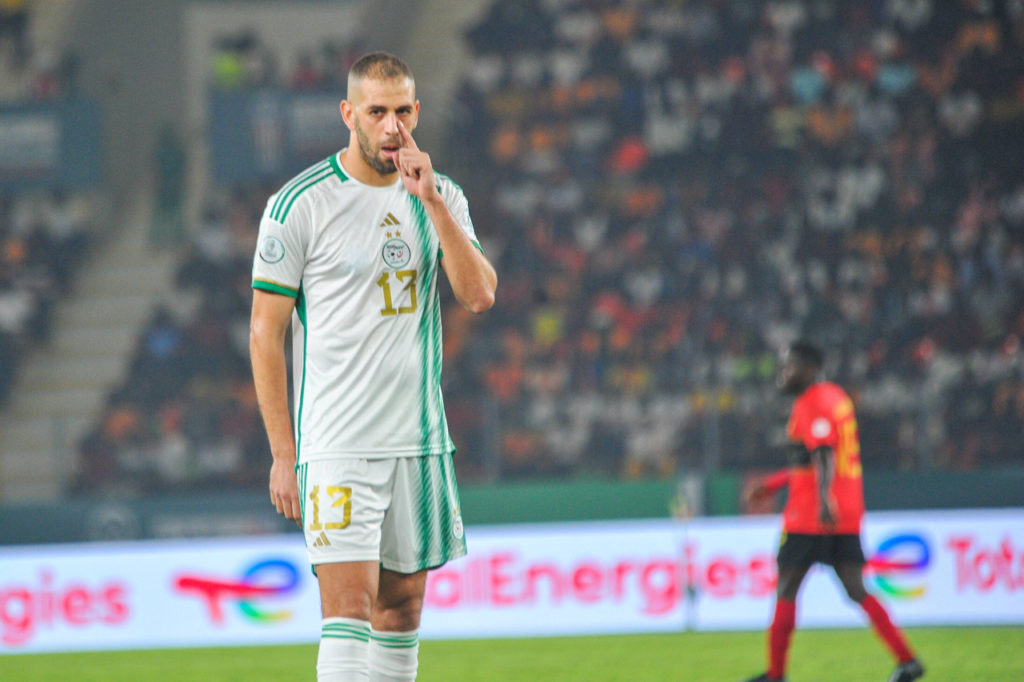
[0,204,177,501]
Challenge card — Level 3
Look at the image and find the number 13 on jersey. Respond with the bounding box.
[376,269,418,316]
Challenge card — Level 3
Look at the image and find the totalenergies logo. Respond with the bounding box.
[866,533,930,599]
[173,558,300,625]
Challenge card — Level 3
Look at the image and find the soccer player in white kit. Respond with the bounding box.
[250,52,496,681]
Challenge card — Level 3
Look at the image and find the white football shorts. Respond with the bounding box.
[297,453,466,573]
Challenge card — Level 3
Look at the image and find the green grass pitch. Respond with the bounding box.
[4,627,1022,681]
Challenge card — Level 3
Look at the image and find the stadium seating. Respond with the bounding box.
[71,0,1024,495]
[443,0,1024,479]
[0,0,92,408]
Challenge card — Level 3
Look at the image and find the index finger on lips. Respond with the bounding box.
[397,120,419,150]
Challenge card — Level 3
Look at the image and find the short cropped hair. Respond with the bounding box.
[348,52,414,92]
[789,340,824,370]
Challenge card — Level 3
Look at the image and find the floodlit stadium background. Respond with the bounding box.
[0,0,1022,656]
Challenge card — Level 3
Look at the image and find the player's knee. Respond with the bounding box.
[845,583,868,603]
[321,589,375,620]
[835,565,868,602]
[839,575,868,602]
[374,593,424,631]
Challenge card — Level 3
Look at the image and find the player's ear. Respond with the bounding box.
[339,100,355,131]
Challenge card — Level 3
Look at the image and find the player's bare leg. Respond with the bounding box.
[316,561,380,681]
[776,563,810,601]
[834,562,868,602]
[368,569,427,682]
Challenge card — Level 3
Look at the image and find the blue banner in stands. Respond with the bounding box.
[0,98,102,188]
[209,88,347,182]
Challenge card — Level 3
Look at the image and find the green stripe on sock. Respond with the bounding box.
[321,630,370,638]
[322,624,371,642]
[371,632,419,648]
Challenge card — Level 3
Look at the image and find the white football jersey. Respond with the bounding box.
[252,151,479,463]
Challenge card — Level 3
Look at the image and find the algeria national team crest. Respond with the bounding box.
[382,234,411,269]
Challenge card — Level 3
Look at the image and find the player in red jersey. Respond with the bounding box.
[743,341,924,682]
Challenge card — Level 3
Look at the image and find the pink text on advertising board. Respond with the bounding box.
[947,535,1024,592]
[425,543,776,615]
[0,569,129,647]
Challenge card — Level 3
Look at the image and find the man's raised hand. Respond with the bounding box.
[396,120,437,200]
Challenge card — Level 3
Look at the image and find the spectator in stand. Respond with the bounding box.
[0,190,93,406]
[290,51,323,90]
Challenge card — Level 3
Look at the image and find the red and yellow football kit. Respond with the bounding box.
[782,381,864,535]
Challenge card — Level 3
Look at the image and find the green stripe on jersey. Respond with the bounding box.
[407,194,444,562]
[270,160,330,221]
[275,166,333,222]
[297,463,307,528]
[252,279,298,297]
[295,285,307,326]
[328,152,348,182]
[295,286,308,463]
[430,290,451,449]
[438,453,456,561]
[407,194,443,455]
[434,170,463,194]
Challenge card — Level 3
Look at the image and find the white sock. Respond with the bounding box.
[317,617,371,681]
[368,628,419,682]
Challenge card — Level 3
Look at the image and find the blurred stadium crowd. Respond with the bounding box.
[0,0,91,408]
[57,0,1024,496]
[208,26,366,92]
[0,0,77,101]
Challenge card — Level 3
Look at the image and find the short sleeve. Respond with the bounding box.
[804,415,836,450]
[791,393,838,451]
[437,174,482,254]
[252,194,310,297]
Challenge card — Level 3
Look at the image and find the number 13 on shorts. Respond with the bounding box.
[308,485,353,530]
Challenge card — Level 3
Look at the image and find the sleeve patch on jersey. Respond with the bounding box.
[259,236,286,263]
[810,417,832,440]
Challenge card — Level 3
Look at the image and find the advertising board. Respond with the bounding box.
[1,509,1021,654]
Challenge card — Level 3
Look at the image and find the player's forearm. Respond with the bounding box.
[447,248,497,314]
[250,330,296,463]
[424,195,496,313]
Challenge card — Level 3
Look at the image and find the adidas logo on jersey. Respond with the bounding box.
[312,532,331,547]
[379,212,400,228]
